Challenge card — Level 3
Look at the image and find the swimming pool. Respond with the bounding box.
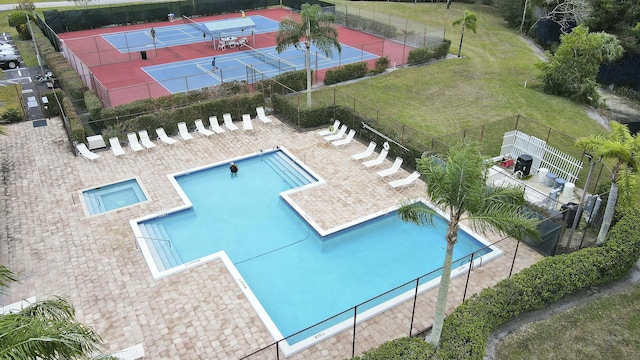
[130,148,501,355]
[81,177,148,216]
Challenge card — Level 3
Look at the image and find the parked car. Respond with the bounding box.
[0,53,21,69]
[0,42,13,51]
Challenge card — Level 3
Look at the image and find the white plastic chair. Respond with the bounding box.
[195,119,214,136]
[138,130,157,149]
[351,141,376,161]
[156,127,177,145]
[242,114,253,131]
[363,149,389,168]
[209,116,225,134]
[332,129,356,147]
[177,122,194,141]
[109,137,125,156]
[388,171,421,191]
[127,132,144,152]
[256,106,272,124]
[223,113,239,131]
[377,157,403,179]
[324,124,347,142]
[318,119,340,136]
[76,143,100,161]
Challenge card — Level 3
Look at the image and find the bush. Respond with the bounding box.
[353,336,435,360]
[84,90,102,120]
[408,40,452,65]
[0,107,24,123]
[8,11,30,27]
[435,209,640,359]
[371,56,390,75]
[324,62,368,85]
[16,23,31,40]
[63,97,84,142]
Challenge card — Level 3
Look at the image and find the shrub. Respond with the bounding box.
[0,107,24,123]
[408,40,452,65]
[353,336,435,360]
[8,11,30,27]
[371,56,390,75]
[84,90,102,120]
[63,97,84,142]
[324,62,368,85]
[16,23,31,40]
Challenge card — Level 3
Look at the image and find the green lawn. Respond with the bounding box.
[321,1,606,154]
[496,285,640,360]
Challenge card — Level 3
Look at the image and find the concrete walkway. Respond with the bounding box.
[0,116,543,358]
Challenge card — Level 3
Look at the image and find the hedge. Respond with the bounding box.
[63,97,84,142]
[407,40,452,66]
[350,209,640,359]
[324,62,368,85]
[436,208,640,359]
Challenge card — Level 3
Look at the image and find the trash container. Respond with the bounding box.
[537,168,549,183]
[141,50,147,60]
[514,154,533,176]
[554,178,566,190]
[561,202,580,228]
[544,172,557,187]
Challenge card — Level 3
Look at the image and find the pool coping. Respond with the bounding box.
[128,147,503,356]
[79,176,151,218]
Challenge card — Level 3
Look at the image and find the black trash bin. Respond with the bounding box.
[514,154,533,176]
[561,202,581,228]
[141,50,147,60]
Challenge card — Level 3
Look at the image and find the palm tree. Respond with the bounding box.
[575,122,640,245]
[398,143,539,347]
[276,3,341,107]
[452,10,477,58]
[0,265,109,359]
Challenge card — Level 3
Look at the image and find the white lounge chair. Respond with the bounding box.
[156,127,177,145]
[177,122,194,141]
[109,137,125,156]
[377,157,403,179]
[242,114,253,131]
[76,143,100,161]
[195,119,214,136]
[318,119,340,136]
[363,149,389,168]
[138,130,156,149]
[324,124,348,142]
[223,113,239,131]
[256,106,272,124]
[127,132,144,152]
[388,171,421,191]
[332,129,356,147]
[209,116,225,134]
[352,141,376,161]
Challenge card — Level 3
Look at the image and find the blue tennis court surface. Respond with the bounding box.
[102,15,279,53]
[143,44,379,94]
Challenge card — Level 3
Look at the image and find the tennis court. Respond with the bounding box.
[101,15,278,53]
[143,43,378,94]
[59,8,409,106]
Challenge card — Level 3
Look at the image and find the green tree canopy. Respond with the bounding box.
[537,25,624,105]
[276,3,341,107]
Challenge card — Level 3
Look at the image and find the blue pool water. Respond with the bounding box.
[82,178,147,215]
[134,150,496,351]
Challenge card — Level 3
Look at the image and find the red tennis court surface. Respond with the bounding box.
[59,8,411,107]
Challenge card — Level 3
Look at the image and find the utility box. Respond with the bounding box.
[515,154,533,176]
[141,50,147,60]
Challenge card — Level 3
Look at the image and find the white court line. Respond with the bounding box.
[195,63,221,81]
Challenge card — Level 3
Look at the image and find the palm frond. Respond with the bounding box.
[0,265,18,294]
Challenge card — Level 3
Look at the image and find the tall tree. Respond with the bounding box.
[575,122,640,244]
[0,265,109,359]
[537,25,624,105]
[452,10,477,58]
[398,143,539,347]
[276,3,341,107]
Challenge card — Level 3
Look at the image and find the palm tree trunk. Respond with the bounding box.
[457,22,465,57]
[305,42,312,108]
[597,182,618,244]
[428,237,456,347]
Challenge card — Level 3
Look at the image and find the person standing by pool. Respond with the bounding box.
[229,162,238,176]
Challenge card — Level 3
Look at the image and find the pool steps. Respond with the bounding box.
[263,152,315,188]
[138,222,182,271]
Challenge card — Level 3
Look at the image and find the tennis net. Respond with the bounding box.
[245,46,297,74]
[182,15,210,36]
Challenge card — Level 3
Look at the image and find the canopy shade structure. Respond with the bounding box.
[204,18,256,39]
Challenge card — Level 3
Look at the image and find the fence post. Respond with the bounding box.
[515,114,520,130]
[546,126,551,144]
[480,124,485,142]
[352,307,357,359]
[409,277,420,336]
[509,240,521,277]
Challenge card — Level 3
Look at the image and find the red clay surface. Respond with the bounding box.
[59,8,410,107]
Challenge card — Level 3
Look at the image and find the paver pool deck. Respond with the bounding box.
[0,116,543,359]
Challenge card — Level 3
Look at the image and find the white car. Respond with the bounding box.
[0,53,21,69]
[0,42,14,51]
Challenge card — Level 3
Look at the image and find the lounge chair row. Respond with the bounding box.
[323,127,421,191]
[76,107,274,160]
